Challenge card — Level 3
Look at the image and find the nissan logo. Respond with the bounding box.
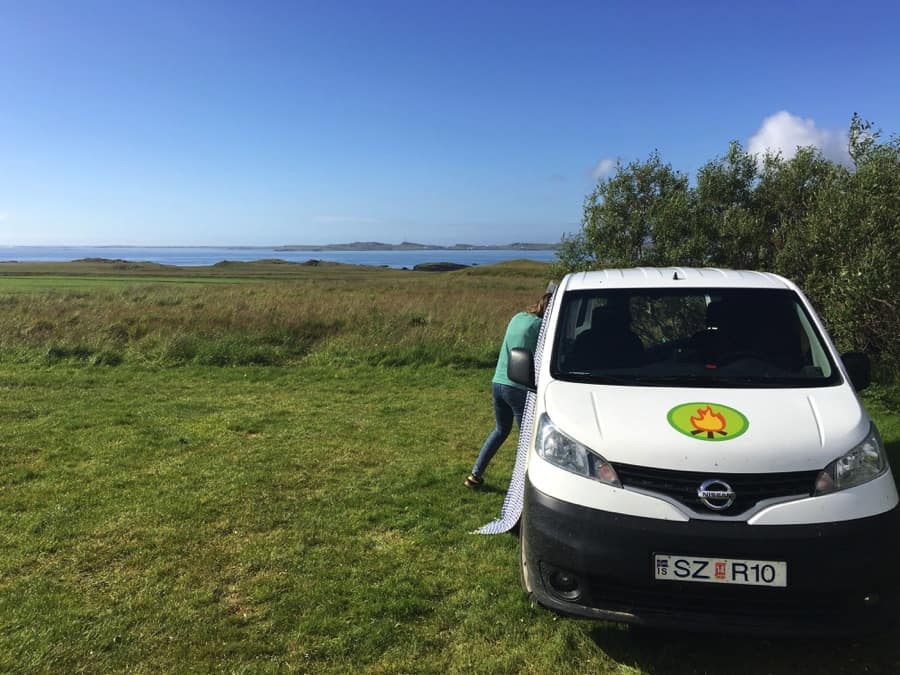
[697,479,736,511]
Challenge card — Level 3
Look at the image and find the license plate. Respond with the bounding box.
[654,554,787,587]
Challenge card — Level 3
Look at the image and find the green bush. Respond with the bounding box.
[558,115,899,377]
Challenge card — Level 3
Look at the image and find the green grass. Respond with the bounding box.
[0,275,259,292]
[2,364,899,673]
[1,261,899,673]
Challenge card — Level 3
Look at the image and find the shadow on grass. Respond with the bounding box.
[885,439,900,475]
[590,621,900,674]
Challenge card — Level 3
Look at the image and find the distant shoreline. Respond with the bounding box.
[274,241,558,252]
[0,245,558,269]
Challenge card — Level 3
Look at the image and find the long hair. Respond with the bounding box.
[528,292,553,318]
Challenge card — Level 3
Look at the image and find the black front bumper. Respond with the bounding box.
[522,479,900,636]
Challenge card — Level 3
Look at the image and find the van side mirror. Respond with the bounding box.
[841,351,871,391]
[508,348,536,391]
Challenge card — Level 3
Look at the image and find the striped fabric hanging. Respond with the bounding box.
[476,289,556,535]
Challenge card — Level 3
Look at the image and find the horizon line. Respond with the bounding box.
[0,242,560,249]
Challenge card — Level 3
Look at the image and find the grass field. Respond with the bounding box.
[1,261,898,673]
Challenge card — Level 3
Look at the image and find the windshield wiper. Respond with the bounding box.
[629,374,760,386]
[561,372,816,387]
[563,372,636,385]
[633,374,828,387]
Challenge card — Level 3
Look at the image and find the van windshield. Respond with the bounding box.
[550,288,840,387]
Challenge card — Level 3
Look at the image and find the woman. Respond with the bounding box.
[465,292,552,488]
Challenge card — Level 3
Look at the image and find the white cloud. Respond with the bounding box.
[747,111,851,166]
[591,158,617,181]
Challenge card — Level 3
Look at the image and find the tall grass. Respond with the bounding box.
[0,262,552,369]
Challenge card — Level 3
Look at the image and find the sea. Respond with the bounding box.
[0,246,558,269]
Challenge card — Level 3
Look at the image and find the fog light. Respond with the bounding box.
[545,566,582,601]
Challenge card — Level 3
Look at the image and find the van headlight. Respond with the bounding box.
[536,414,621,487]
[814,424,887,495]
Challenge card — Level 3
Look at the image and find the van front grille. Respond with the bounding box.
[611,463,819,516]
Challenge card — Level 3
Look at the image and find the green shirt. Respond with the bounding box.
[493,312,542,388]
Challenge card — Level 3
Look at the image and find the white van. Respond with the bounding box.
[506,268,899,635]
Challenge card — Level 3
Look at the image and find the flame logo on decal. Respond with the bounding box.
[667,402,749,442]
[690,406,728,438]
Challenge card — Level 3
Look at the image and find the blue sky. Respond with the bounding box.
[1,0,898,246]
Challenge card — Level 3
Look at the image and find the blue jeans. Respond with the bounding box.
[471,383,527,478]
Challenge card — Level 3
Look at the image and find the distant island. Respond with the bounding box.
[272,241,558,252]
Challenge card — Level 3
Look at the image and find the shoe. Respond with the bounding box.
[464,473,484,488]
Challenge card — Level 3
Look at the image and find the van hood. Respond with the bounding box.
[542,381,869,473]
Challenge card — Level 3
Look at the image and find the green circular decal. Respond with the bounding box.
[667,402,749,441]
